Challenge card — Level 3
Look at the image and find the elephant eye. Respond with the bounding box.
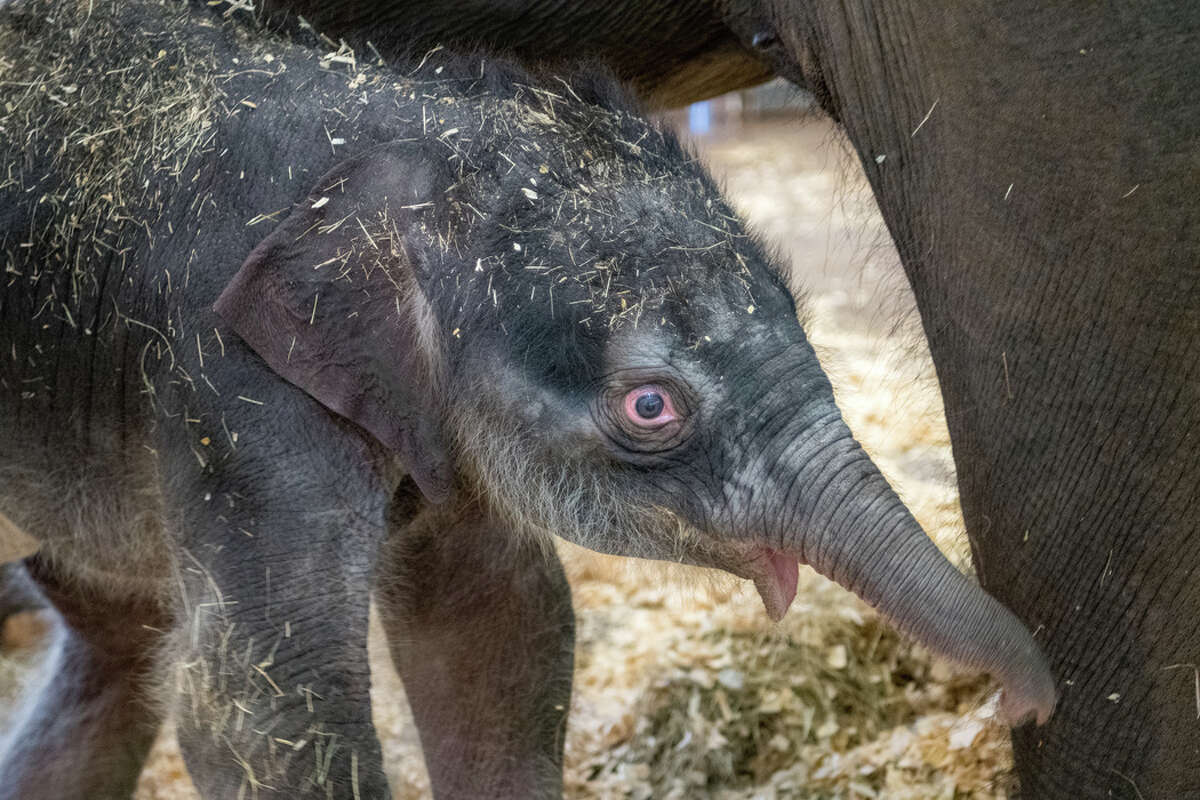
[635,392,663,418]
[624,385,677,427]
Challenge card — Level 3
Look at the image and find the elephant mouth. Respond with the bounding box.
[727,545,800,622]
[642,510,801,621]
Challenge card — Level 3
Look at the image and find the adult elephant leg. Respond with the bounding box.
[0,555,167,800]
[377,493,574,800]
[924,226,1200,798]
[162,371,397,800]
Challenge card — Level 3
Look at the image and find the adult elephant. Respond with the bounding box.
[263,2,1200,797]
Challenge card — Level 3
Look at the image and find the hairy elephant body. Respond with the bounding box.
[0,2,394,576]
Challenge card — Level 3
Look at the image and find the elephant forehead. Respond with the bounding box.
[462,217,774,337]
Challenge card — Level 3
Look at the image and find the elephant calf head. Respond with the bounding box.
[216,63,1055,726]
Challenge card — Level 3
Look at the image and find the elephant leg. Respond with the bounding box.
[377,496,575,800]
[169,511,392,799]
[162,393,396,799]
[0,554,168,800]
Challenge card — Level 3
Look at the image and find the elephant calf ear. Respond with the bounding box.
[215,142,453,503]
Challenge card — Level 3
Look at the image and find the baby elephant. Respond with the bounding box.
[0,0,1054,797]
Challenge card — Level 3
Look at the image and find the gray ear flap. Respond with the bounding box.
[214,141,453,503]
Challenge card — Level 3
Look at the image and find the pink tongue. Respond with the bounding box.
[753,550,800,622]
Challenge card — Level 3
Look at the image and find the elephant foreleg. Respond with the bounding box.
[168,493,393,799]
[377,498,575,800]
[159,374,399,800]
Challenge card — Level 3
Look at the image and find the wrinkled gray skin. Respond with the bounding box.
[252,0,1200,797]
[0,0,1053,798]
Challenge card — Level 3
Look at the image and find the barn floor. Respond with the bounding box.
[0,113,1017,799]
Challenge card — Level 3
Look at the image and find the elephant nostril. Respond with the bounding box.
[751,31,778,50]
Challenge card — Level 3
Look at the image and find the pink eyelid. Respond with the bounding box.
[623,385,678,426]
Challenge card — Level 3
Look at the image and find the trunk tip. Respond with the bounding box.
[999,663,1058,727]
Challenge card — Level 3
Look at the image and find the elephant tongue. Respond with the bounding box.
[753,549,800,622]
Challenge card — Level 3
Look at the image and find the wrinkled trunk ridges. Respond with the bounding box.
[774,417,1056,725]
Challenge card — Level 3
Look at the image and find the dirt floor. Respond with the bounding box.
[0,113,1017,798]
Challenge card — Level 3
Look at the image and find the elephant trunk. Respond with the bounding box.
[759,410,1056,726]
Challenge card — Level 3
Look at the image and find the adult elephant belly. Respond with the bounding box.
[257,0,774,107]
